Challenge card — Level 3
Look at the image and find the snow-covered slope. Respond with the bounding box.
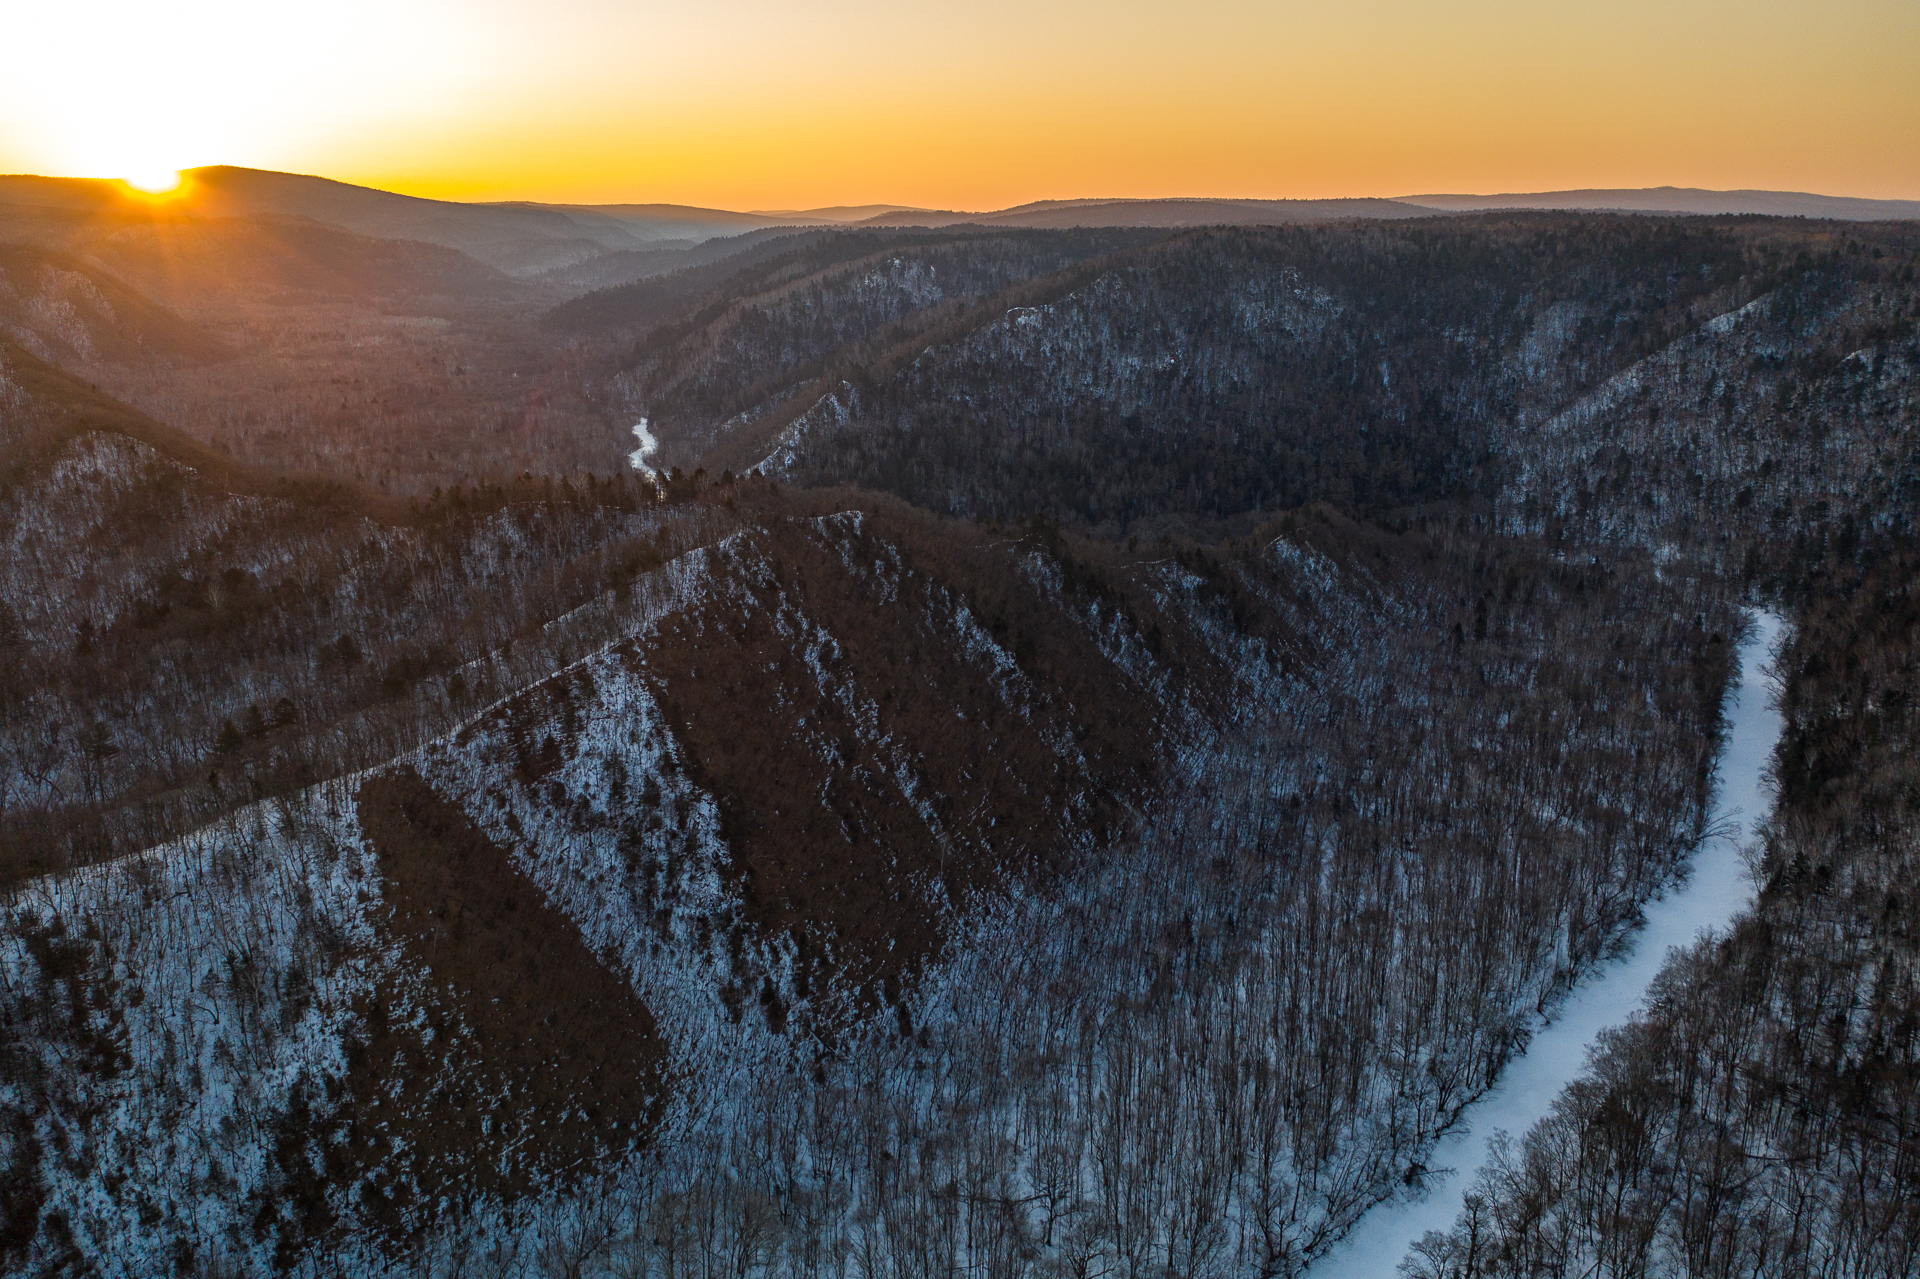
[1,498,1743,1275]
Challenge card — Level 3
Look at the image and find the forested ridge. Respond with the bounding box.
[0,201,1916,1277]
[764,219,1758,529]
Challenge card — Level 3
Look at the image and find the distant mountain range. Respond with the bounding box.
[1399,185,1920,220]
[849,196,1436,228]
[0,167,822,276]
[863,188,1920,225]
[1,167,1912,288]
[748,204,932,221]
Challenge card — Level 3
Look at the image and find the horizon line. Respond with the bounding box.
[4,165,1919,217]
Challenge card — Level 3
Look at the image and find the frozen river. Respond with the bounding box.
[1322,611,1787,1276]
[629,418,659,477]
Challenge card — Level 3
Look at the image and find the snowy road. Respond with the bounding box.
[1321,611,1787,1276]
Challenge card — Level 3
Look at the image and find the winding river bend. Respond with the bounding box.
[1324,611,1787,1276]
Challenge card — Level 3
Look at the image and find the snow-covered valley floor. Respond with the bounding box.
[1321,611,1788,1277]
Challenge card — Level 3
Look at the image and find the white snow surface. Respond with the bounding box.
[0,509,1759,1275]
[0,783,386,1278]
[628,418,659,477]
[412,542,765,1130]
[1320,610,1787,1277]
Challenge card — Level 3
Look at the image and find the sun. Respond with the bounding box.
[124,169,183,195]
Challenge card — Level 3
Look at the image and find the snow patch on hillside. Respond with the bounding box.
[0,783,383,1277]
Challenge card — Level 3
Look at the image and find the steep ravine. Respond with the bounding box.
[1322,611,1788,1277]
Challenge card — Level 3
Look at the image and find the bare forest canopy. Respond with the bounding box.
[0,177,1917,1278]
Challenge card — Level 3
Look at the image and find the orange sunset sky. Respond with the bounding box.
[6,0,1916,209]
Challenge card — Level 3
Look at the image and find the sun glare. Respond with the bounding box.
[0,1,500,191]
[124,169,182,194]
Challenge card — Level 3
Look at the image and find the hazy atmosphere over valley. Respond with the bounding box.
[2,2,1917,1276]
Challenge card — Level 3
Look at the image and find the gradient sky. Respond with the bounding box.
[6,0,1916,208]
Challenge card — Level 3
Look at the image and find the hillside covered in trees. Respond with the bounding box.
[1,185,1916,1277]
